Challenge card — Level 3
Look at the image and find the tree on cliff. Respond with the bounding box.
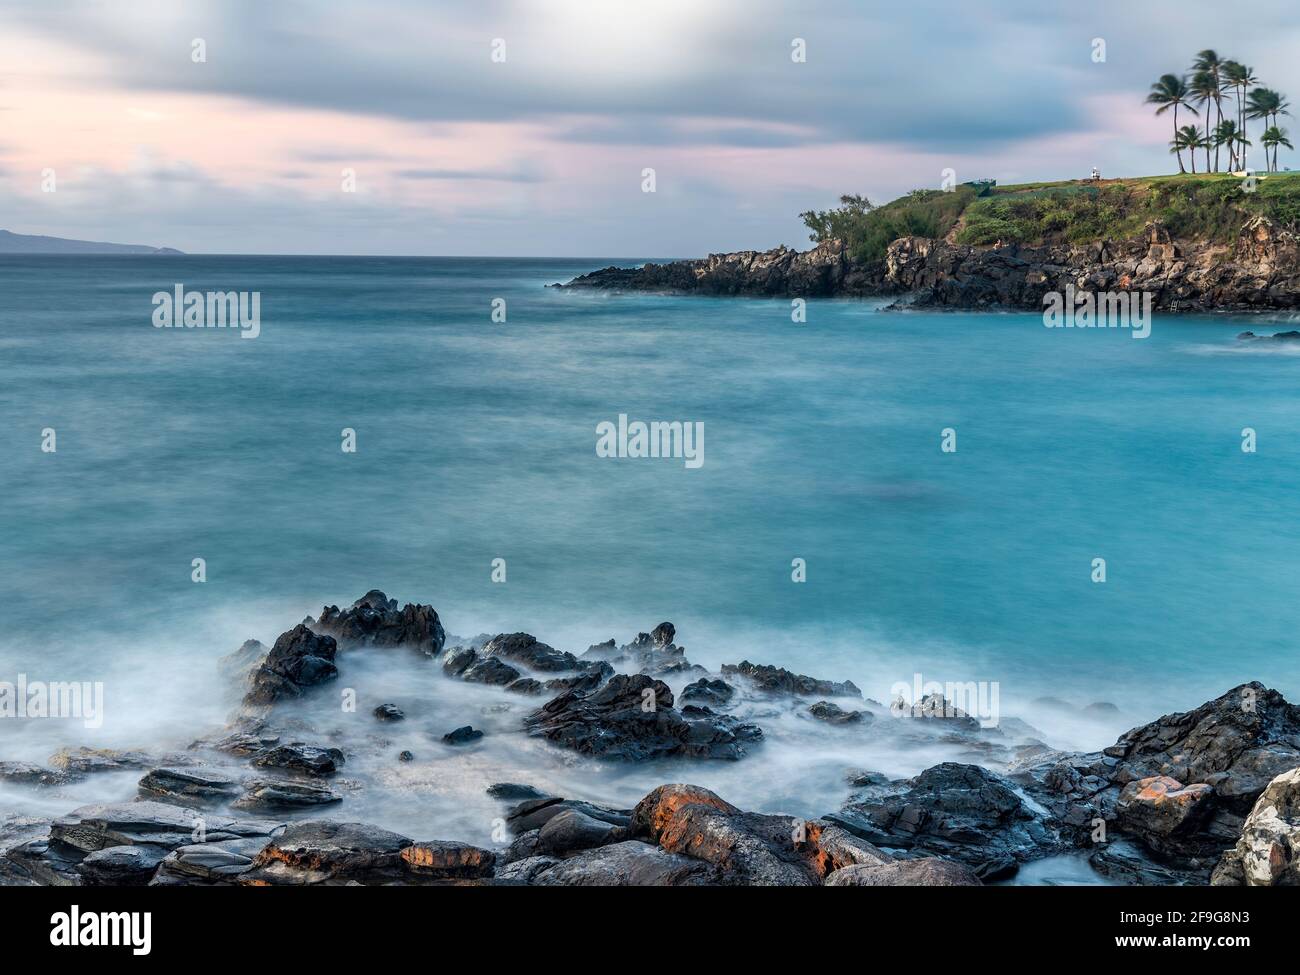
[1147,74,1197,174]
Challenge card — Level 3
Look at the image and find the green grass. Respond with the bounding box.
[803,172,1300,261]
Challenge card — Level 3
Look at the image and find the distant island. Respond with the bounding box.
[0,229,182,255]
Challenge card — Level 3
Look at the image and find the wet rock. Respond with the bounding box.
[1089,839,1201,886]
[48,746,157,775]
[495,855,561,884]
[525,674,762,762]
[506,797,630,835]
[244,624,339,707]
[232,779,343,812]
[3,837,84,886]
[397,751,414,762]
[809,701,868,725]
[680,678,735,707]
[51,801,281,855]
[0,761,71,787]
[372,703,405,722]
[1105,682,1300,814]
[241,821,414,885]
[825,858,981,886]
[462,656,523,686]
[486,782,550,802]
[543,665,612,695]
[78,845,170,886]
[1115,776,1215,852]
[830,762,1056,879]
[481,633,588,673]
[506,677,546,695]
[441,646,477,677]
[441,726,483,746]
[312,590,446,657]
[138,766,243,807]
[1212,766,1300,886]
[151,836,271,886]
[535,808,625,856]
[532,841,718,886]
[241,821,492,885]
[210,730,281,756]
[722,659,860,699]
[579,625,700,678]
[251,743,345,778]
[400,841,495,879]
[631,783,880,885]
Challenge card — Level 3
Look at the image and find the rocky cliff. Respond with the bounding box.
[562,215,1300,312]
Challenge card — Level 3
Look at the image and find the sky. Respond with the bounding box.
[2,0,1299,256]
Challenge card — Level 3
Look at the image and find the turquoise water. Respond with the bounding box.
[2,255,1300,757]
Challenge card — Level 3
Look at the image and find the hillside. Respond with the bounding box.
[805,172,1300,263]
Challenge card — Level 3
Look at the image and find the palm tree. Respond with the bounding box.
[1193,51,1225,170]
[1229,63,1259,170]
[1190,71,1219,171]
[1247,89,1288,170]
[1148,74,1198,173]
[1172,125,1203,173]
[1214,120,1243,170]
[1261,126,1293,172]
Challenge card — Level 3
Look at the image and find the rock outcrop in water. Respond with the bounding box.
[5,589,1300,887]
[560,216,1300,312]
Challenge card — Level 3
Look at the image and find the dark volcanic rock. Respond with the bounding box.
[244,624,339,707]
[0,761,71,787]
[233,779,343,812]
[1105,682,1300,813]
[561,239,870,298]
[1115,776,1215,853]
[373,703,405,721]
[809,701,868,725]
[831,762,1056,879]
[78,844,171,886]
[505,797,631,835]
[532,841,718,886]
[481,633,588,673]
[151,836,271,886]
[441,646,477,676]
[48,747,157,775]
[487,783,551,802]
[722,660,860,699]
[441,726,484,746]
[219,638,268,686]
[525,674,762,761]
[680,678,735,707]
[580,625,701,678]
[462,656,524,686]
[312,590,446,657]
[631,784,888,885]
[251,743,345,778]
[825,858,982,886]
[534,808,625,856]
[138,766,243,807]
[241,820,493,885]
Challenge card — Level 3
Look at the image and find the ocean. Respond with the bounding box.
[2,255,1299,875]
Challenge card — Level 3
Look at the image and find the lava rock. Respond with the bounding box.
[138,766,243,807]
[722,660,860,699]
[312,590,446,657]
[680,678,735,706]
[244,624,339,707]
[373,703,405,722]
[441,726,483,746]
[809,701,868,725]
[251,743,345,778]
[232,779,343,812]
[825,858,981,886]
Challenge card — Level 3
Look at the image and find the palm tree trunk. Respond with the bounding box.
[1174,105,1185,173]
[1215,100,1222,172]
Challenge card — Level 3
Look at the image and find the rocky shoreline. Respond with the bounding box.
[559,215,1300,314]
[3,590,1299,886]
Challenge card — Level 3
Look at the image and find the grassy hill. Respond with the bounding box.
[802,172,1300,263]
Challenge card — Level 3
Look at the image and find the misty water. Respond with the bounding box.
[3,256,1299,876]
